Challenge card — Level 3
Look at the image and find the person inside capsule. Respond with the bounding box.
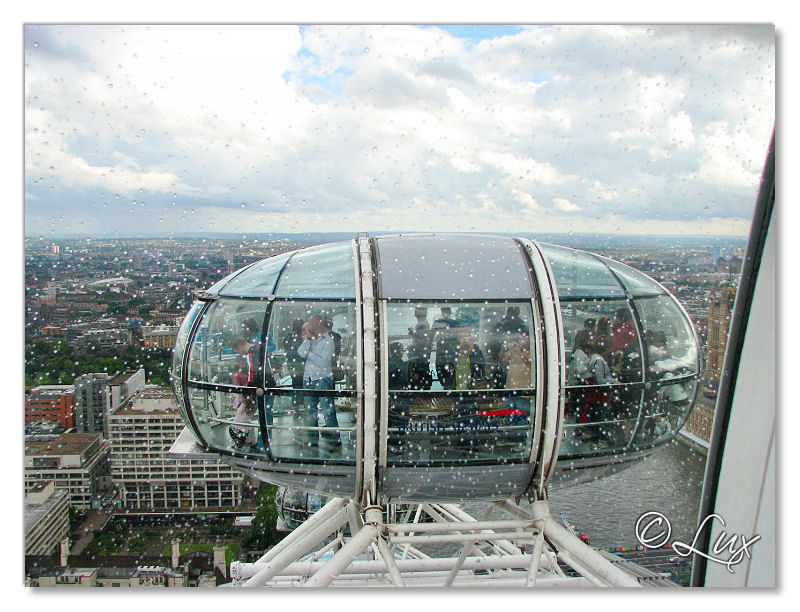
[298,314,341,448]
[229,359,257,449]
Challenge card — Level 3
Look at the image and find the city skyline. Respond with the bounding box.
[24,24,774,238]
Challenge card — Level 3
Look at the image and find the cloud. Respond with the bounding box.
[553,197,581,212]
[23,24,774,237]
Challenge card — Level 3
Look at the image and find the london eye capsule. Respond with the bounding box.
[170,234,701,503]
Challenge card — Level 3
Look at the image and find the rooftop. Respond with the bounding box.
[25,433,102,457]
[113,387,177,416]
[108,370,142,385]
[25,486,68,534]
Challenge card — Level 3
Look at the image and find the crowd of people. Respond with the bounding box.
[228,313,343,450]
[564,307,690,444]
[387,306,533,396]
[386,306,534,451]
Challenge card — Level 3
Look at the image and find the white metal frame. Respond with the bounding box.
[229,496,642,588]
[357,236,378,504]
[518,239,566,497]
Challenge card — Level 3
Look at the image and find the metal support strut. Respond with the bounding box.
[230,496,646,587]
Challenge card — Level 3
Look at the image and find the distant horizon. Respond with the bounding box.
[24,230,750,241]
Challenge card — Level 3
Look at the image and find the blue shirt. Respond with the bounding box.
[298,332,334,381]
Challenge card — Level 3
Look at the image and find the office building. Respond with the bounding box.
[74,369,145,437]
[25,433,111,510]
[109,388,243,510]
[25,481,70,555]
[25,385,76,429]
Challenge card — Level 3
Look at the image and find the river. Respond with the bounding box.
[547,437,707,548]
[456,437,707,551]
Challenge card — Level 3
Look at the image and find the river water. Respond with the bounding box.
[548,438,706,548]
[459,437,707,550]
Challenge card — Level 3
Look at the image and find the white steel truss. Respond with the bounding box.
[228,497,642,588]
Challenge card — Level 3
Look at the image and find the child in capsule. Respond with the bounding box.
[229,359,256,448]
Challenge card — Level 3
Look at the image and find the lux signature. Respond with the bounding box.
[635,511,761,573]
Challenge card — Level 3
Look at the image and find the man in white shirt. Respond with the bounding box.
[298,315,340,447]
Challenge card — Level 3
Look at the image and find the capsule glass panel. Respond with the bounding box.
[274,242,355,298]
[595,255,665,297]
[172,301,203,378]
[217,252,292,297]
[560,300,643,457]
[187,298,269,386]
[185,386,267,456]
[539,244,625,299]
[172,301,203,421]
[264,300,358,463]
[267,301,358,390]
[634,378,698,446]
[561,300,643,386]
[560,386,642,456]
[634,296,699,379]
[385,300,536,464]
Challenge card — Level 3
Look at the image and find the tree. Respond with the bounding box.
[245,484,281,550]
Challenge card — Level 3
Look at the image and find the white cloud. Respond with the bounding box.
[512,188,541,210]
[23,24,774,237]
[553,197,580,212]
[668,111,696,148]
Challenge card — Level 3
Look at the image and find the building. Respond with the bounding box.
[25,385,76,429]
[28,565,187,587]
[25,433,111,510]
[25,481,70,555]
[140,324,179,349]
[705,284,736,381]
[74,369,145,438]
[681,386,716,450]
[25,549,224,587]
[25,420,67,442]
[680,284,736,449]
[71,327,129,351]
[108,388,244,510]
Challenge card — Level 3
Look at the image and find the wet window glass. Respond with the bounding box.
[634,296,699,379]
[595,255,665,297]
[185,387,266,456]
[264,300,358,462]
[218,252,292,297]
[274,242,355,298]
[187,298,269,386]
[539,244,625,299]
[384,301,536,464]
[634,379,698,447]
[561,301,643,386]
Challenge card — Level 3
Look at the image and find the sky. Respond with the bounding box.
[23,24,775,238]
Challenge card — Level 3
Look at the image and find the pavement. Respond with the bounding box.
[69,509,112,554]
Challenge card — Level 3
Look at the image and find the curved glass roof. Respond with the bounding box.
[207,235,668,303]
[210,241,355,299]
[539,243,665,299]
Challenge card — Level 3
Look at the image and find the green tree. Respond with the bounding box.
[245,484,280,550]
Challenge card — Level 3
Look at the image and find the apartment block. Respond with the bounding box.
[109,388,243,510]
[25,433,111,510]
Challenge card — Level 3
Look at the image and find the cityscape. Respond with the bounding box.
[23,232,745,587]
